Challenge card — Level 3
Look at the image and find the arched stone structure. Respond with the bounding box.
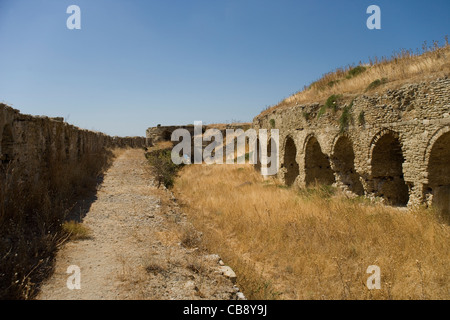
[253,77,450,210]
[425,128,450,217]
[331,135,364,195]
[304,135,335,187]
[283,135,299,186]
[369,130,409,206]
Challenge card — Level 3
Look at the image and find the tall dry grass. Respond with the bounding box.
[261,38,450,116]
[0,149,116,299]
[173,164,450,300]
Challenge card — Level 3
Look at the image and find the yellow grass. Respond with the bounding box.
[260,39,450,117]
[61,221,92,241]
[173,164,450,300]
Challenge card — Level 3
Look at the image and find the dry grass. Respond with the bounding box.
[0,148,117,299]
[260,38,450,117]
[173,164,450,300]
[61,221,92,241]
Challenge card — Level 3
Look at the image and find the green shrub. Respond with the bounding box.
[317,105,327,119]
[323,94,342,113]
[317,93,342,119]
[302,112,311,121]
[346,66,367,79]
[366,78,388,91]
[327,80,340,88]
[146,149,183,188]
[269,119,276,128]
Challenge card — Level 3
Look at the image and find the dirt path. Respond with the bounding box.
[37,149,241,300]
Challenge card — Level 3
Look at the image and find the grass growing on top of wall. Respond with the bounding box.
[261,37,450,116]
[0,149,115,299]
[173,164,450,300]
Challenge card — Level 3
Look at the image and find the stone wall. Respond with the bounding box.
[146,123,252,146]
[0,103,146,176]
[253,77,450,213]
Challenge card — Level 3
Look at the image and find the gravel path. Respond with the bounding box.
[37,149,241,300]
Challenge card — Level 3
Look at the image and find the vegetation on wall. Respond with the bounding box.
[338,100,354,133]
[260,37,450,116]
[366,78,388,91]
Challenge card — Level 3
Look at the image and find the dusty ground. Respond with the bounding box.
[37,149,241,300]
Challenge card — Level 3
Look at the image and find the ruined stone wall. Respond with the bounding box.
[253,77,450,213]
[0,103,147,177]
[146,123,252,146]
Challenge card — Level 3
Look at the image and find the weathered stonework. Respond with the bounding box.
[253,77,450,214]
[146,123,252,147]
[0,103,147,178]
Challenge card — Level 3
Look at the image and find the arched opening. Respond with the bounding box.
[371,132,409,206]
[332,136,364,195]
[1,125,14,164]
[305,136,335,187]
[267,137,275,160]
[254,137,261,172]
[283,136,299,186]
[427,132,450,218]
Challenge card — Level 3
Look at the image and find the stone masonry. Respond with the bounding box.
[0,103,146,179]
[252,77,450,214]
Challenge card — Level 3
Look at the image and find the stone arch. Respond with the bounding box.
[370,130,409,206]
[425,128,450,218]
[283,135,299,186]
[304,135,335,187]
[424,126,450,164]
[264,135,278,176]
[331,134,364,195]
[1,124,14,164]
[254,137,261,172]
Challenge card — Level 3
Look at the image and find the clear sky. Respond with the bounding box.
[0,0,449,136]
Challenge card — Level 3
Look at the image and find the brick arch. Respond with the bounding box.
[302,133,329,156]
[282,134,299,186]
[331,131,352,156]
[423,126,450,165]
[369,129,409,206]
[331,133,364,195]
[424,126,450,218]
[258,132,279,176]
[368,128,403,161]
[253,136,261,172]
[304,133,335,187]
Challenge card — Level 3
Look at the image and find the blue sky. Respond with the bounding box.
[0,0,449,136]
